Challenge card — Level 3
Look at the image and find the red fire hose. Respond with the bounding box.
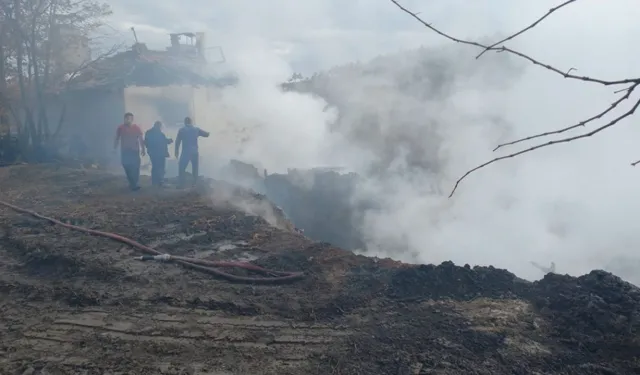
[0,200,304,284]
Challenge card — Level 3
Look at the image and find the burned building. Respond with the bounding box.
[46,32,237,159]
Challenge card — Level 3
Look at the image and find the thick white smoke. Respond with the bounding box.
[110,0,640,283]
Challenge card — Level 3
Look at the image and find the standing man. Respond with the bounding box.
[144,121,173,187]
[175,116,209,188]
[114,112,145,191]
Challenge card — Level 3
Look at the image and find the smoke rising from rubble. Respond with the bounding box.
[114,0,640,284]
[199,40,343,172]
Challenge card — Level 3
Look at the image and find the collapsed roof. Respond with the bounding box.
[56,43,238,92]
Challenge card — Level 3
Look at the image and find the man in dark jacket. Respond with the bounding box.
[144,121,173,187]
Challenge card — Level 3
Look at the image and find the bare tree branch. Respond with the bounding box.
[475,0,578,59]
[390,0,640,197]
[389,0,640,86]
[1,0,113,162]
[449,95,640,197]
[493,82,640,151]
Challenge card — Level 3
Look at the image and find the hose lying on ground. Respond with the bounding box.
[0,200,305,284]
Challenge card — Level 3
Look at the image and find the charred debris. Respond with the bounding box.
[221,159,370,251]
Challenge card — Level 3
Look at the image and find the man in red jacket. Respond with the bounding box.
[114,112,145,190]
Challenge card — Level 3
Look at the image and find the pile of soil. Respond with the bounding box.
[0,165,638,375]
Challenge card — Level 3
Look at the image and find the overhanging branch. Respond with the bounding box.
[389,0,639,86]
[449,95,640,197]
[389,0,640,197]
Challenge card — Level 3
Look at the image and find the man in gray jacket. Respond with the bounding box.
[174,116,210,187]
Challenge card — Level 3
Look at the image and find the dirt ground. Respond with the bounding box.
[0,164,638,375]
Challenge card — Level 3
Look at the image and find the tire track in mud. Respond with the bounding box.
[6,308,352,374]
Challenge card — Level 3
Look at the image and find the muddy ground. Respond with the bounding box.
[0,164,638,375]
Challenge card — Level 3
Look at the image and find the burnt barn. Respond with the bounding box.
[45,33,236,163]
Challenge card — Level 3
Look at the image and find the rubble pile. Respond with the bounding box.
[264,168,366,250]
[223,159,368,250]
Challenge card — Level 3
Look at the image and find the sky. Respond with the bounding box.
[100,0,640,283]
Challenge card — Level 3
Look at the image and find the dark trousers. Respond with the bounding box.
[149,154,166,186]
[178,152,199,187]
[121,149,141,189]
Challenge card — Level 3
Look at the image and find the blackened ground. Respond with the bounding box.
[387,261,530,301]
[0,164,638,374]
[320,266,640,375]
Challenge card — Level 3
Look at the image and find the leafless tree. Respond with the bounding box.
[389,0,640,197]
[0,0,116,161]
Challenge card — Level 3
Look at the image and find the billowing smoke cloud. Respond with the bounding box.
[108,0,640,284]
[199,39,341,172]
